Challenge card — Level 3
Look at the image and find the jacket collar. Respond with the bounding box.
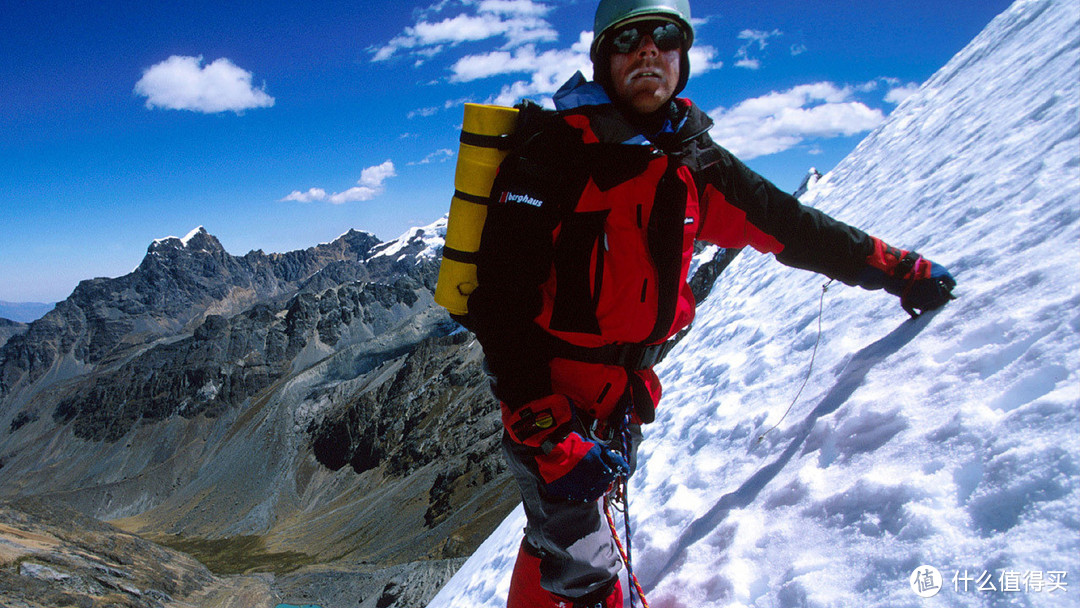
[551,72,713,150]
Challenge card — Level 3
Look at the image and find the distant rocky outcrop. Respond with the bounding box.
[0,227,381,400]
[51,276,430,443]
[0,319,27,350]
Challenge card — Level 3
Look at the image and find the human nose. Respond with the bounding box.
[637,35,659,57]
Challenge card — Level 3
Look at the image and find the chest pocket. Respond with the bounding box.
[550,209,610,335]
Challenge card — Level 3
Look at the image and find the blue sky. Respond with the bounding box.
[0,0,1012,303]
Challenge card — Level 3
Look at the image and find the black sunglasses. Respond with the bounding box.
[610,21,685,54]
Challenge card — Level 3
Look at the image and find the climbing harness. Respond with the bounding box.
[757,279,834,443]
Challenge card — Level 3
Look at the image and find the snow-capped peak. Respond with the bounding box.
[148,226,222,255]
[367,216,447,264]
[153,226,204,246]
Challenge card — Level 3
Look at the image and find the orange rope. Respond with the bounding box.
[604,494,650,608]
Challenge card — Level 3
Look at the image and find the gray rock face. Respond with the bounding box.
[0,227,381,399]
[0,223,519,608]
[49,276,431,442]
[0,319,27,350]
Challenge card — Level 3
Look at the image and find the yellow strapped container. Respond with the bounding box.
[435,103,520,316]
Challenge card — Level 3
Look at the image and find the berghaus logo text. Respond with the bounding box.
[500,191,544,207]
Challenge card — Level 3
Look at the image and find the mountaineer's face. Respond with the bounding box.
[608,23,682,114]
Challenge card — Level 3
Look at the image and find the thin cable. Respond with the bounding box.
[757,279,833,443]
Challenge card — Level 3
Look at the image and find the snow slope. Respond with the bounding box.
[427,1,1079,606]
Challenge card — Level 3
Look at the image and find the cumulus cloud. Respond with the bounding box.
[709,82,885,159]
[734,29,782,70]
[885,82,921,104]
[371,0,555,62]
[134,55,274,114]
[450,42,588,83]
[377,0,724,110]
[281,161,397,204]
[486,32,593,106]
[689,45,722,75]
[281,188,328,203]
[329,160,397,204]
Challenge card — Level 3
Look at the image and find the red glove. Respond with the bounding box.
[864,238,957,317]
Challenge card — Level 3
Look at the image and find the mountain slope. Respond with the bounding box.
[428,0,1080,606]
[0,220,522,606]
[0,320,27,350]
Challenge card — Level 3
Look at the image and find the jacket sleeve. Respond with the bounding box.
[468,124,585,410]
[696,139,880,286]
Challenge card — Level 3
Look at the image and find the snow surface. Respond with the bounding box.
[369,216,448,263]
[153,225,205,247]
[427,1,1080,606]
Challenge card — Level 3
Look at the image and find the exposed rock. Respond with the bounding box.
[0,497,218,608]
[44,272,430,443]
[0,319,27,350]
[0,228,381,400]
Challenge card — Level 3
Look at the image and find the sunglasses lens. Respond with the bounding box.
[612,27,642,54]
[610,21,684,54]
[651,23,683,51]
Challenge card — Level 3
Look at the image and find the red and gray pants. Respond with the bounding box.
[502,423,641,607]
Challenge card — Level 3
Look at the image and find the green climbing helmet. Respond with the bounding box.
[590,0,694,62]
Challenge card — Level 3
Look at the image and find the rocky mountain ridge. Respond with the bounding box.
[0,227,382,403]
[0,220,517,607]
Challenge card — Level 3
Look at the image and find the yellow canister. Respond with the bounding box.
[435,103,520,317]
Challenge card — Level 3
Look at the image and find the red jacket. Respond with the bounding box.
[469,79,904,450]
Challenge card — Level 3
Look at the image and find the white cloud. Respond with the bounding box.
[410,149,455,165]
[329,187,381,205]
[451,43,586,82]
[134,55,274,114]
[408,105,442,119]
[477,0,551,17]
[359,160,397,188]
[738,29,783,48]
[885,82,921,105]
[370,1,556,63]
[484,34,593,106]
[280,188,327,203]
[688,45,722,75]
[281,161,397,205]
[734,28,782,70]
[709,82,885,159]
